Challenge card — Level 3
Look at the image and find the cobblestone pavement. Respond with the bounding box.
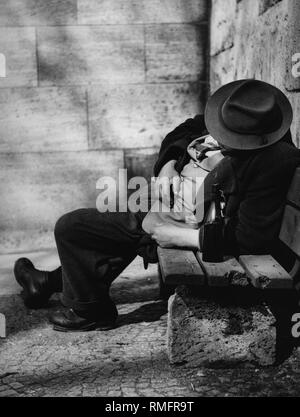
[1,257,300,397]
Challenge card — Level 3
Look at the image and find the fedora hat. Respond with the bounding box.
[205,79,293,151]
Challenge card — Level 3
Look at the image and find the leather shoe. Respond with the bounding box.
[14,258,53,309]
[49,308,117,332]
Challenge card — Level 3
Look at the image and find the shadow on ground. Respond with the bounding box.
[0,260,165,337]
[117,301,167,327]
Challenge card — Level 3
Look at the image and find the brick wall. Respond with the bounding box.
[209,0,300,148]
[0,0,209,252]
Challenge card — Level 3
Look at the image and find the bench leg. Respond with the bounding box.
[158,264,175,301]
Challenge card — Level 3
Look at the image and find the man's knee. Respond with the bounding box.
[54,209,85,241]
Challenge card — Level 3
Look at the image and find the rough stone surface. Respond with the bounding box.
[210,0,237,56]
[167,287,276,367]
[210,47,237,94]
[78,0,208,25]
[210,0,300,148]
[145,24,207,83]
[259,0,283,15]
[0,27,37,88]
[284,0,300,92]
[0,150,123,252]
[0,0,77,26]
[38,26,145,86]
[89,82,205,150]
[1,253,300,397]
[0,87,88,152]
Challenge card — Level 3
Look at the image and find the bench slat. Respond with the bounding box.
[287,167,300,209]
[280,205,300,258]
[239,255,293,289]
[196,252,249,287]
[157,248,205,286]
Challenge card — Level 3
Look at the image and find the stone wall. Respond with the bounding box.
[210,0,300,147]
[0,0,209,252]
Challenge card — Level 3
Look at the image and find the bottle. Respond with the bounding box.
[201,183,225,263]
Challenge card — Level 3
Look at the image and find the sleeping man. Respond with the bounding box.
[14,79,300,332]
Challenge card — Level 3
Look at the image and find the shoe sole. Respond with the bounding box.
[52,322,116,332]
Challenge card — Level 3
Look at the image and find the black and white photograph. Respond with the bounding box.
[0,0,300,402]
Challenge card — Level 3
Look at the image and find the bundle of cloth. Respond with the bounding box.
[142,134,224,233]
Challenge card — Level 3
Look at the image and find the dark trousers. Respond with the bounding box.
[53,208,153,318]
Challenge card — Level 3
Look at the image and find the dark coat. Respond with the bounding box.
[154,114,208,177]
[154,115,300,270]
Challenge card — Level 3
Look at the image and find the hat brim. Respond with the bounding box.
[205,80,293,151]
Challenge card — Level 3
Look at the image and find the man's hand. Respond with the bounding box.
[151,224,200,250]
[153,160,181,206]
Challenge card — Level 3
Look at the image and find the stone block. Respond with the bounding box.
[210,0,237,56]
[88,82,205,150]
[285,0,300,91]
[0,0,77,26]
[234,0,289,90]
[0,87,88,152]
[259,0,283,15]
[210,47,236,93]
[288,92,300,148]
[38,25,145,86]
[210,0,292,93]
[167,286,277,367]
[0,150,124,252]
[124,148,159,182]
[78,0,208,24]
[145,24,207,82]
[0,27,37,87]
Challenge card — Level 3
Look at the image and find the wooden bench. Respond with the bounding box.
[158,167,300,367]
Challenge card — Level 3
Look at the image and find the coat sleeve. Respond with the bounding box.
[153,114,208,176]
